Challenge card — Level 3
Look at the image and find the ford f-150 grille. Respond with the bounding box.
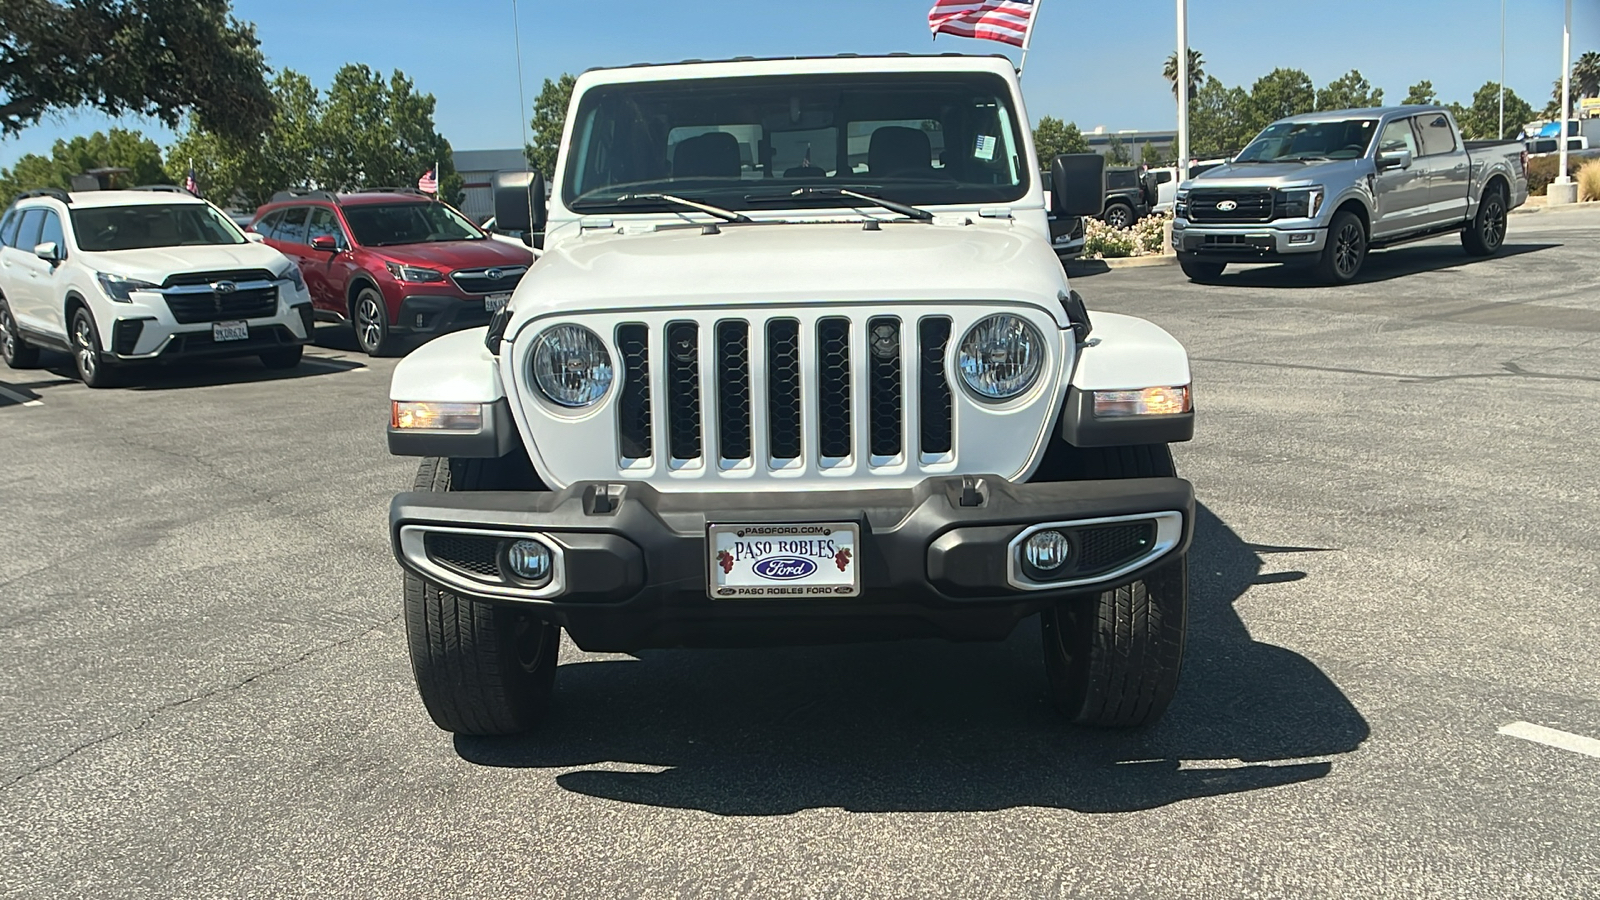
[1186,189,1274,224]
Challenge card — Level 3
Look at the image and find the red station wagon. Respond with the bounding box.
[250,190,535,356]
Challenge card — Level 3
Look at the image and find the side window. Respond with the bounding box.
[1416,115,1457,157]
[0,208,18,247]
[15,209,45,251]
[1379,119,1420,156]
[254,209,285,240]
[305,207,347,248]
[37,211,65,257]
[276,206,310,244]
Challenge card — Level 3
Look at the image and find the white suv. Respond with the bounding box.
[0,188,314,387]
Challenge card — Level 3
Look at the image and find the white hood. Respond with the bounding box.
[82,242,293,281]
[507,220,1071,329]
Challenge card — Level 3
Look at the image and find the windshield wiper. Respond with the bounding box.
[610,192,751,223]
[746,187,933,221]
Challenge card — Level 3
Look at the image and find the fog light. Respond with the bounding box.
[1289,232,1315,244]
[505,540,552,585]
[1023,530,1072,579]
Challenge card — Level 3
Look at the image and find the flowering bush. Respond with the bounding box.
[1083,213,1171,259]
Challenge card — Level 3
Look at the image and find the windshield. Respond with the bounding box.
[70,203,246,251]
[341,202,484,247]
[1235,119,1379,162]
[563,72,1029,214]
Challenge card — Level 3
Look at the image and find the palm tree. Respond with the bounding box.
[1164,49,1205,101]
[1574,51,1600,100]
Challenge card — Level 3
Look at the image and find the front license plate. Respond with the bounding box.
[212,321,248,341]
[484,293,511,312]
[709,522,860,599]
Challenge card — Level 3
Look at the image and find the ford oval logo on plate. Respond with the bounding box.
[1216,200,1239,212]
[753,557,819,580]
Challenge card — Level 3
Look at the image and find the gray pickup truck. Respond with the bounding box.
[1173,105,1528,284]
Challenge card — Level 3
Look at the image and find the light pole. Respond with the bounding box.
[1176,0,1190,180]
[1499,0,1506,138]
[1551,0,1576,204]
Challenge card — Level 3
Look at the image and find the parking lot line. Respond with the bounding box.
[1497,721,1600,759]
[0,384,43,407]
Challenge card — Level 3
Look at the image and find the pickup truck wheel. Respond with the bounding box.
[1103,202,1135,229]
[1178,254,1226,282]
[1041,552,1188,728]
[352,286,401,357]
[1314,210,1367,284]
[70,307,120,388]
[1462,185,1508,256]
[404,457,561,735]
[259,346,303,370]
[1,300,41,368]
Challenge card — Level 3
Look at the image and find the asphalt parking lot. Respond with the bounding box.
[3,207,1598,899]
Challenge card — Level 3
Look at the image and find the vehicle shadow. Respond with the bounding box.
[9,347,367,391]
[455,504,1369,815]
[1218,241,1558,288]
[0,374,74,405]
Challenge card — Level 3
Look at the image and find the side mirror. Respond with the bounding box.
[494,170,548,236]
[33,241,61,263]
[310,234,339,252]
[1377,149,1412,171]
[1050,153,1107,217]
[244,232,265,244]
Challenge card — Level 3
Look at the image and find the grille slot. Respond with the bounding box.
[767,319,803,461]
[665,321,701,461]
[816,317,852,459]
[867,317,902,458]
[617,324,652,460]
[425,532,502,580]
[451,267,528,295]
[919,317,953,456]
[1075,523,1158,576]
[1187,189,1274,223]
[162,269,275,287]
[716,321,752,461]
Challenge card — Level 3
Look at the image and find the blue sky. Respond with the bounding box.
[3,0,1596,168]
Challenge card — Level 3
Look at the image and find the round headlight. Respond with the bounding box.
[531,324,613,408]
[957,314,1045,401]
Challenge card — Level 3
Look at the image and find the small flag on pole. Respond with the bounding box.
[418,166,439,194]
[928,0,1036,48]
[184,162,199,196]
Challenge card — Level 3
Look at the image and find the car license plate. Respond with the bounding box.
[708,522,860,599]
[485,293,511,312]
[213,321,248,341]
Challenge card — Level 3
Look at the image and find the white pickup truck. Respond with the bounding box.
[384,55,1198,736]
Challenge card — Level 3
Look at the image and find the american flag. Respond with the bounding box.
[184,166,199,196]
[417,166,438,194]
[928,0,1035,48]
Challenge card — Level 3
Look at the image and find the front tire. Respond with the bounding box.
[404,457,561,735]
[1314,210,1367,284]
[1178,254,1226,282]
[1103,202,1136,229]
[1462,184,1508,257]
[1,299,41,368]
[352,285,402,357]
[70,307,120,388]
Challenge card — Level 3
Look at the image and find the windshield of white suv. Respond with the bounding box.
[564,72,1029,214]
[341,202,485,247]
[70,203,247,251]
[1234,118,1379,162]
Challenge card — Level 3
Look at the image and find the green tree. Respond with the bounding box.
[0,128,168,198]
[1106,135,1131,165]
[1140,141,1166,166]
[168,70,323,207]
[1032,116,1088,163]
[1405,80,1438,106]
[1163,48,1205,101]
[526,74,577,178]
[1317,70,1384,111]
[1575,51,1600,99]
[316,65,461,201]
[1458,81,1533,140]
[0,0,272,142]
[1246,68,1316,134]
[1189,76,1253,157]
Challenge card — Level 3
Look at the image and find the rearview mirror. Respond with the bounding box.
[1377,149,1412,171]
[1050,154,1107,218]
[310,234,339,252]
[33,241,61,263]
[494,170,547,242]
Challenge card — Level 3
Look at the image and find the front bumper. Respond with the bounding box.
[1172,221,1327,258]
[109,304,313,362]
[393,294,495,336]
[390,474,1194,651]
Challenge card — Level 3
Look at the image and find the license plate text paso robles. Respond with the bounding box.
[709,522,860,599]
[213,321,248,341]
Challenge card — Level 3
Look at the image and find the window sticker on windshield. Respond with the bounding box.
[974,135,997,161]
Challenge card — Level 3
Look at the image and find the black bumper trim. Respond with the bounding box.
[393,294,493,336]
[143,324,310,361]
[390,474,1194,651]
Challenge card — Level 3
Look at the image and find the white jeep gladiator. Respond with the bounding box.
[385,55,1197,735]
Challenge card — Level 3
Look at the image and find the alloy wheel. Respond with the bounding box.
[1334,222,1364,278]
[1,306,14,361]
[1483,198,1506,250]
[356,295,383,352]
[1106,207,1130,229]
[73,314,98,380]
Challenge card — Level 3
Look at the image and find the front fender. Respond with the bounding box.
[1060,312,1194,447]
[388,328,518,458]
